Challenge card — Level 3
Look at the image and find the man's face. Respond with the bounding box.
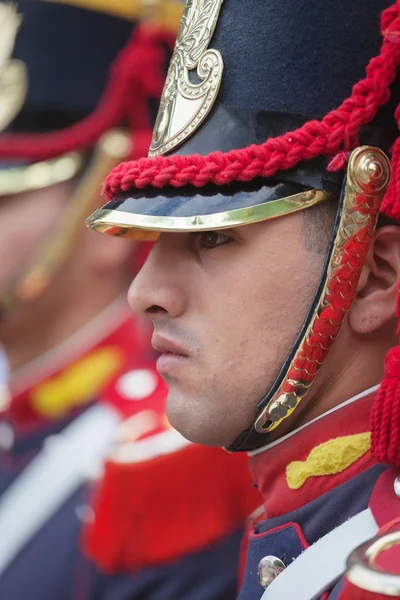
[0,183,69,298]
[129,212,324,446]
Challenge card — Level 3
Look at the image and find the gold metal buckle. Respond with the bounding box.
[346,529,400,595]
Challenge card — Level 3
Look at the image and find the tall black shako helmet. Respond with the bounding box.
[88,0,400,452]
[0,0,180,315]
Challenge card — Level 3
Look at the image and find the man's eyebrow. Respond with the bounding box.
[189,227,244,237]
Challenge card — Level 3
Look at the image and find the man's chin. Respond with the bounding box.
[166,390,242,447]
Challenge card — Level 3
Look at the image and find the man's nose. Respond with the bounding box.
[128,238,186,321]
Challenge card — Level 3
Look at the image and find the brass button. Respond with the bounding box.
[258,555,286,589]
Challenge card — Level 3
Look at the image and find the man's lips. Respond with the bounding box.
[151,334,190,375]
[151,333,189,357]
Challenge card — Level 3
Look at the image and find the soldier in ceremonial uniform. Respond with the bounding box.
[87,0,400,597]
[0,1,261,599]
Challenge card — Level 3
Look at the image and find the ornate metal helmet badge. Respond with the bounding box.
[149,0,224,157]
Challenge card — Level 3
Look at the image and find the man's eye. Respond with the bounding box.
[196,231,232,250]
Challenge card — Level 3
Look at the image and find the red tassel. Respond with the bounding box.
[371,92,400,466]
[371,347,400,466]
[381,104,400,219]
[371,257,400,466]
[83,444,261,572]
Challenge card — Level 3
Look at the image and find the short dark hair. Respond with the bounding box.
[302,196,338,255]
[302,195,399,255]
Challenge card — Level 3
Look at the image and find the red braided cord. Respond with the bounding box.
[103,3,400,199]
[372,338,400,466]
[381,103,400,218]
[371,74,400,466]
[0,25,176,161]
[372,170,400,467]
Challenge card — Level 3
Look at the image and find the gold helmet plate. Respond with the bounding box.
[149,0,225,157]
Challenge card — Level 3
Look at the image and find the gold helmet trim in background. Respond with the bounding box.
[0,153,84,196]
[42,0,185,33]
[0,4,28,133]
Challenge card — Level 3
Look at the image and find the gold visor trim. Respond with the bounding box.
[86,188,331,239]
[0,153,84,196]
[346,530,400,595]
[254,146,392,435]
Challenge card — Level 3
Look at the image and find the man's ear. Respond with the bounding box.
[349,226,400,334]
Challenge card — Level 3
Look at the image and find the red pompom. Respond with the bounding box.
[83,444,261,572]
[381,105,400,220]
[371,275,400,466]
[371,347,400,466]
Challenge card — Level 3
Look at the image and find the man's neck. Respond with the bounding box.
[300,338,386,427]
[265,328,390,444]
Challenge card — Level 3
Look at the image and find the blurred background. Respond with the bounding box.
[0,2,261,599]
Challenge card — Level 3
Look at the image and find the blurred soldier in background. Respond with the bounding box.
[0,345,9,412]
[0,1,260,599]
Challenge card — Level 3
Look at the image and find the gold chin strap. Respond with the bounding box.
[0,129,132,316]
[254,146,391,436]
[42,0,185,33]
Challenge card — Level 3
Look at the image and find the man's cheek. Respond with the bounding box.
[0,240,26,287]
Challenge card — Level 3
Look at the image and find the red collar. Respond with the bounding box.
[248,388,378,519]
[4,301,158,436]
